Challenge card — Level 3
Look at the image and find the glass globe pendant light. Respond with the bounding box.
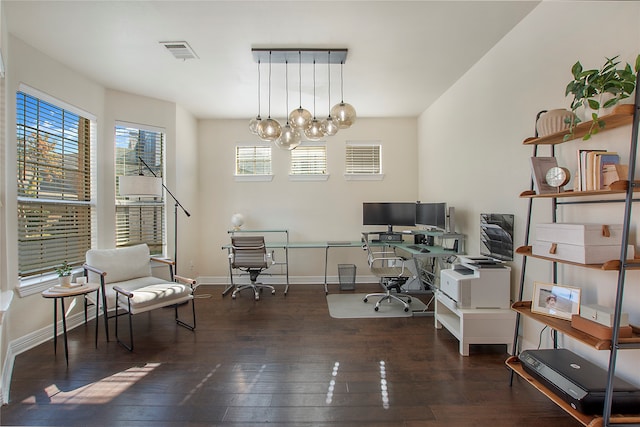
[275,60,301,150]
[257,51,282,141]
[304,60,324,141]
[330,60,357,129]
[248,60,262,134]
[289,51,312,130]
[320,51,339,137]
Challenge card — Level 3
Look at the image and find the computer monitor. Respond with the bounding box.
[480,213,514,261]
[415,202,447,230]
[363,202,416,233]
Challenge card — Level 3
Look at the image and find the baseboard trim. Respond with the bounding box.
[1,310,94,404]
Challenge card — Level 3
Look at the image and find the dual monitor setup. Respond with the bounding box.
[363,202,515,261]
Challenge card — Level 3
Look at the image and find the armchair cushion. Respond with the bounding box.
[86,244,151,284]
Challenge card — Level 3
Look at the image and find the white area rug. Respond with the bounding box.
[326,293,428,319]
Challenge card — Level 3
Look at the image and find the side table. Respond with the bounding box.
[41,283,100,365]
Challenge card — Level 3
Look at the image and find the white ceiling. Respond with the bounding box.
[4,1,540,119]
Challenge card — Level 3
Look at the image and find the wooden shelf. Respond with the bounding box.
[523,105,635,146]
[506,356,640,426]
[511,301,640,350]
[514,246,631,270]
[519,180,636,198]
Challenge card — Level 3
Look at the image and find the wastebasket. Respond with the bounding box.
[338,264,356,291]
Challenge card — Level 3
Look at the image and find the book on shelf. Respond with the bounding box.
[575,150,621,191]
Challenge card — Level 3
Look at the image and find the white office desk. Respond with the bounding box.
[222,230,363,295]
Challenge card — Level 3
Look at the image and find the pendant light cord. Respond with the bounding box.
[267,51,272,118]
[327,51,332,117]
[312,60,316,119]
[285,60,290,124]
[298,51,303,109]
[340,61,345,103]
[256,60,261,118]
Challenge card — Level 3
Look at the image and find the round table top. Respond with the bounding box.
[41,283,100,298]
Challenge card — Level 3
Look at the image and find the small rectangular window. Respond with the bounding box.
[291,144,327,175]
[236,145,272,175]
[345,143,382,174]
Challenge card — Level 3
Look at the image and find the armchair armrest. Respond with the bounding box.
[150,256,175,266]
[174,275,196,287]
[82,263,107,277]
[113,285,134,299]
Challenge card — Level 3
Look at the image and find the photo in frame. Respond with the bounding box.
[531,281,581,320]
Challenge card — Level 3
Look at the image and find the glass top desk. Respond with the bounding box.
[223,230,363,295]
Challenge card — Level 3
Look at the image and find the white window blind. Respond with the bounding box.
[235,145,272,175]
[17,91,92,278]
[115,124,165,254]
[290,144,327,175]
[345,143,382,174]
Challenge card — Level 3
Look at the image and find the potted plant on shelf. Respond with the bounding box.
[565,54,640,141]
[55,261,73,287]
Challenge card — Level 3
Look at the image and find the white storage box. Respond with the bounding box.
[580,304,629,328]
[532,241,633,264]
[535,223,623,246]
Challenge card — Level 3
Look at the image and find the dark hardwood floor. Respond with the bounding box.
[1,284,580,426]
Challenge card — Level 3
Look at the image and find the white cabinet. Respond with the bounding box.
[434,290,516,356]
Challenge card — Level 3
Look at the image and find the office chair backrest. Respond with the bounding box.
[231,236,268,269]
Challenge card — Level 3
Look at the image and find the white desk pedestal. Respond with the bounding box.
[434,290,515,356]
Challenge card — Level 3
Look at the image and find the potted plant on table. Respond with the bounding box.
[55,261,73,287]
[565,54,640,141]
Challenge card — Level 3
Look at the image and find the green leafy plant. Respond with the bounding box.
[54,261,72,277]
[565,54,640,141]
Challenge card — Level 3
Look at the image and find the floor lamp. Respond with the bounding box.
[119,156,190,274]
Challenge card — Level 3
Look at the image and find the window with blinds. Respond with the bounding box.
[290,144,327,175]
[235,145,272,175]
[115,124,165,254]
[345,143,382,174]
[17,91,92,278]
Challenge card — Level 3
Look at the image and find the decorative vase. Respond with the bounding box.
[536,109,575,137]
[58,276,72,287]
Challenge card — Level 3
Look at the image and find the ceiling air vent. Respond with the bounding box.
[160,41,198,60]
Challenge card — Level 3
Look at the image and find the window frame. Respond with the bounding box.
[289,141,329,181]
[115,121,166,255]
[16,85,96,294]
[344,141,384,181]
[234,142,273,182]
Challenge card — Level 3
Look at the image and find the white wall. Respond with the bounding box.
[194,117,418,283]
[419,1,640,384]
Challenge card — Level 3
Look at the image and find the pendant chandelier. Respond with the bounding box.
[250,48,355,148]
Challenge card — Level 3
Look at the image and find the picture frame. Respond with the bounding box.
[530,156,558,195]
[531,281,581,320]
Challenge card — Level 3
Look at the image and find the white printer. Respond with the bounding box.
[439,256,511,309]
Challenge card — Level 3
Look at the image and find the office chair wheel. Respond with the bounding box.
[271,289,276,295]
[254,293,260,301]
[363,297,368,303]
[404,306,409,312]
[232,294,237,299]
[374,306,379,312]
[407,297,412,303]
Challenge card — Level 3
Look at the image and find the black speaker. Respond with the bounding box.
[426,235,434,246]
[414,234,425,244]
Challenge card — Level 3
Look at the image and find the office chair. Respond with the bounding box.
[362,233,413,312]
[228,236,276,300]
